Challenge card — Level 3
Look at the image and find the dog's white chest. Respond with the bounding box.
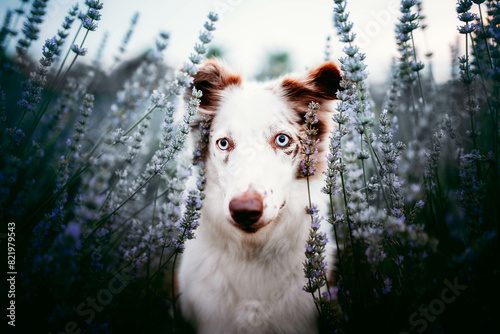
[178,235,318,334]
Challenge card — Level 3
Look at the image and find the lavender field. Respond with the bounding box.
[0,0,499,333]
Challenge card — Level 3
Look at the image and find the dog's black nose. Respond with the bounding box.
[229,189,263,228]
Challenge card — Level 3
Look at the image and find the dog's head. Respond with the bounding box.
[186,59,341,237]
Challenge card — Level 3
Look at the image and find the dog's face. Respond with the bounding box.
[208,83,305,233]
[187,60,341,237]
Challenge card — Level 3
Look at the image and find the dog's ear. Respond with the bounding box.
[279,62,342,103]
[186,60,241,163]
[278,62,342,178]
[184,59,242,113]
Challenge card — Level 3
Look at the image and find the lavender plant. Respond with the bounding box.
[0,0,498,333]
[0,3,219,332]
[396,0,426,106]
[15,0,50,59]
[53,4,79,60]
[301,102,331,316]
[0,0,30,55]
[0,9,13,52]
[303,0,499,333]
[112,12,139,68]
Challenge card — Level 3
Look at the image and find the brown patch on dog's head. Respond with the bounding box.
[187,59,242,163]
[185,59,242,113]
[277,62,343,178]
[280,62,341,102]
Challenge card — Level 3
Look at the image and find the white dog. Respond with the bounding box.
[178,59,341,334]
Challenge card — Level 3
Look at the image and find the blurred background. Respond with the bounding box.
[0,0,461,85]
[2,2,499,333]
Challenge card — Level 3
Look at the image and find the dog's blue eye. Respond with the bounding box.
[275,134,290,148]
[217,138,230,150]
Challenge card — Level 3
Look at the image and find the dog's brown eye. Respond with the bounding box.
[275,134,290,148]
[217,138,230,150]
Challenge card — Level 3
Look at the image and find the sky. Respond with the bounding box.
[0,0,463,84]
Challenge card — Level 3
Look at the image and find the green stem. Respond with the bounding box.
[52,23,83,87]
[476,4,493,70]
[26,26,91,149]
[124,105,158,136]
[434,166,446,217]
[99,180,118,212]
[14,106,27,130]
[387,166,394,209]
[362,127,392,212]
[170,216,193,323]
[82,187,171,249]
[470,36,496,156]
[360,133,369,204]
[337,122,359,302]
[22,163,90,232]
[171,253,179,321]
[425,177,438,229]
[85,143,182,242]
[464,30,483,180]
[466,32,470,82]
[402,39,418,130]
[328,194,343,275]
[410,31,426,108]
[84,101,162,164]
[2,4,25,55]
[85,129,109,161]
[86,171,159,240]
[305,156,327,308]
[25,54,79,147]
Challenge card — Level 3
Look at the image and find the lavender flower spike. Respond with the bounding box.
[300,102,321,177]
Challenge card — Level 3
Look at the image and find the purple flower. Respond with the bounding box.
[65,222,81,238]
[382,278,392,294]
[300,102,321,177]
[303,205,328,294]
[71,44,87,56]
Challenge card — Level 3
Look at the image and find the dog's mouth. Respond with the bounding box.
[231,219,268,233]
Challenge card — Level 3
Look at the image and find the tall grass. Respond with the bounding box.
[0,0,498,333]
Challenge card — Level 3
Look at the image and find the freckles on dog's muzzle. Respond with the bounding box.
[229,188,264,233]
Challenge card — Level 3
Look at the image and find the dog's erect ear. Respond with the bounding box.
[185,59,242,112]
[187,60,241,163]
[279,62,342,103]
[278,62,342,178]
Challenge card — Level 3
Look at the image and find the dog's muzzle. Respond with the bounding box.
[229,188,264,233]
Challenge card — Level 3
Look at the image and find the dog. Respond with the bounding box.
[177,59,342,334]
